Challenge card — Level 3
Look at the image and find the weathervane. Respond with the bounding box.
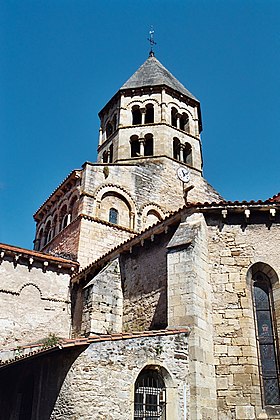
[148,26,156,56]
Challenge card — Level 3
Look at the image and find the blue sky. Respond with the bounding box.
[1,0,280,249]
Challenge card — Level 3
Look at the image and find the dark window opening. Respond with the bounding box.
[253,272,280,406]
[132,106,142,125]
[60,205,68,231]
[171,107,177,127]
[144,134,153,156]
[134,369,166,419]
[180,113,189,132]
[109,144,113,163]
[103,151,108,163]
[106,122,113,138]
[183,143,192,165]
[173,138,180,161]
[145,104,154,124]
[112,114,117,132]
[131,136,140,157]
[109,208,118,225]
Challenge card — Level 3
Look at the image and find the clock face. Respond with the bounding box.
[177,167,190,183]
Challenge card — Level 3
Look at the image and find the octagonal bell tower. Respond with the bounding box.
[97,52,203,172]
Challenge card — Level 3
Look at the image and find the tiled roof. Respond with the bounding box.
[268,193,280,202]
[121,55,199,101]
[0,242,79,271]
[0,328,190,368]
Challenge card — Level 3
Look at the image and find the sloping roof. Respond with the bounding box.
[268,193,280,202]
[0,328,190,368]
[121,55,199,101]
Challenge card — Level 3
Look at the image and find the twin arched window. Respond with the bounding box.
[130,134,154,158]
[132,104,154,125]
[171,108,190,133]
[173,138,192,165]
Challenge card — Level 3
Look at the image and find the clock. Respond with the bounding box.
[177,167,190,183]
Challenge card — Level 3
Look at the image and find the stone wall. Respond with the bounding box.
[0,257,72,347]
[120,228,176,331]
[81,259,123,335]
[207,215,280,419]
[51,333,189,420]
[167,213,218,420]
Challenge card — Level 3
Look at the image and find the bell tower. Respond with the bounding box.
[97,53,203,172]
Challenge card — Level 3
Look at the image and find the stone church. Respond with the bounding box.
[0,51,280,420]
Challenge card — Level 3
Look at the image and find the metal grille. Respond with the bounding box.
[134,369,166,419]
[253,272,280,405]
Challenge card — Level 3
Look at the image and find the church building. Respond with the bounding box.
[0,50,280,420]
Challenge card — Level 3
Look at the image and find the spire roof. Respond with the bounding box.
[121,55,198,102]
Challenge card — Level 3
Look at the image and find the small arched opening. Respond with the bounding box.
[173,138,180,161]
[171,107,177,127]
[102,151,108,163]
[109,207,119,225]
[132,106,142,125]
[60,205,68,231]
[109,144,113,163]
[180,113,189,132]
[130,135,140,157]
[106,122,113,139]
[45,220,52,244]
[134,367,166,419]
[145,104,154,124]
[144,134,154,156]
[183,142,192,165]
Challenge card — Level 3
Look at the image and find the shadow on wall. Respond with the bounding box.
[0,346,87,420]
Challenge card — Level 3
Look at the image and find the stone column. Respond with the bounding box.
[139,138,145,156]
[140,108,146,125]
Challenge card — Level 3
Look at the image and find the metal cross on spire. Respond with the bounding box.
[148,26,156,57]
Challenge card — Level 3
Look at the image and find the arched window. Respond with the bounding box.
[132,106,142,125]
[102,151,108,163]
[183,142,192,165]
[37,228,44,250]
[60,205,68,231]
[130,135,140,157]
[180,113,189,132]
[45,220,52,244]
[252,271,280,405]
[112,114,117,132]
[173,138,180,161]
[171,107,177,127]
[109,208,118,225]
[145,104,154,124]
[134,368,166,419]
[109,144,113,163]
[106,122,113,138]
[144,134,153,156]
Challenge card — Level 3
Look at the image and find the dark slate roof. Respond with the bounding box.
[121,55,199,102]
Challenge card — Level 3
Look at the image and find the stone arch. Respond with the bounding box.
[133,364,177,418]
[94,185,137,229]
[247,262,279,287]
[19,283,43,299]
[140,203,165,229]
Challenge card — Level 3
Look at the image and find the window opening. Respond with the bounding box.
[132,106,142,125]
[253,272,280,405]
[173,138,180,161]
[134,369,166,419]
[112,114,117,132]
[109,208,118,224]
[180,113,189,132]
[109,144,113,163]
[183,143,192,165]
[103,151,108,163]
[144,134,153,156]
[171,107,177,127]
[131,136,140,157]
[145,104,154,124]
[106,122,113,138]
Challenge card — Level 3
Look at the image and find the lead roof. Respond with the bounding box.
[120,55,199,102]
